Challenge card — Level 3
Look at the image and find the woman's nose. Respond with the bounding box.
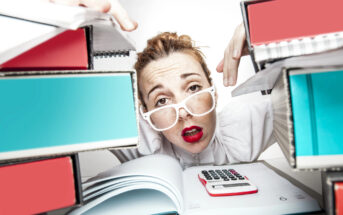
[178,107,191,120]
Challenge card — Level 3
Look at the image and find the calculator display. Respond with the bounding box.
[212,183,250,189]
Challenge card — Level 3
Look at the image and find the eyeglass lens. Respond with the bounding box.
[150,91,214,130]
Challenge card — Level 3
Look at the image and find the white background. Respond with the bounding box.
[79,0,284,179]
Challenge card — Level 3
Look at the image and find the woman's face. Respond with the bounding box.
[139,52,216,154]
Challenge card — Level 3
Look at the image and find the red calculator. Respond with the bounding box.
[198,168,258,197]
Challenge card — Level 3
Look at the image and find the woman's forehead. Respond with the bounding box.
[140,52,206,84]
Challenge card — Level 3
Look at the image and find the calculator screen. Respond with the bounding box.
[212,183,250,189]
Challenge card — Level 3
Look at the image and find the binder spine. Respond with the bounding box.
[93,50,130,58]
[254,31,343,63]
[92,50,136,71]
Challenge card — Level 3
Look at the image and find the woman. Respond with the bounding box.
[112,32,275,168]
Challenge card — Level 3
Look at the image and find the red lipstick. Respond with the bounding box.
[182,126,203,143]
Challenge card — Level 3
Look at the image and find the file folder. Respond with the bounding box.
[241,0,343,72]
[0,155,81,214]
[272,67,343,170]
[0,70,138,162]
[0,28,89,70]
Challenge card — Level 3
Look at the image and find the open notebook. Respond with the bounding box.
[69,154,321,215]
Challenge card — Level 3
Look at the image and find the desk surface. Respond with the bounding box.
[264,156,323,209]
[46,154,325,215]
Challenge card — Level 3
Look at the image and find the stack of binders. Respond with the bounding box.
[0,1,138,214]
[236,0,343,214]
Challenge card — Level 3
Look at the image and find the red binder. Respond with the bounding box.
[248,0,343,45]
[0,156,77,214]
[336,182,343,215]
[0,28,89,70]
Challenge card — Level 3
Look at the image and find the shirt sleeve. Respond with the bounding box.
[216,96,276,163]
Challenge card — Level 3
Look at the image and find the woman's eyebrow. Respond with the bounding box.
[147,84,163,99]
[180,73,201,79]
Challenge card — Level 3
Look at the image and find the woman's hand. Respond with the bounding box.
[50,0,138,31]
[216,23,249,86]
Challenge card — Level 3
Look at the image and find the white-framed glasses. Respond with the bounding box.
[140,86,216,131]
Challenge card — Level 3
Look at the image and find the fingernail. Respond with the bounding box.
[233,50,239,58]
[122,18,135,30]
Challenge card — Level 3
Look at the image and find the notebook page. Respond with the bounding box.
[70,184,178,215]
[83,154,184,210]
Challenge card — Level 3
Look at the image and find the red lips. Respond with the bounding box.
[182,126,203,143]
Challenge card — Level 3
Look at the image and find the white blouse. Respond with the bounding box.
[111,96,276,169]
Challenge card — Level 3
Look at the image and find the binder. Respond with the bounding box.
[336,182,343,215]
[0,0,128,65]
[241,0,343,72]
[0,70,138,162]
[0,28,90,70]
[322,171,343,215]
[271,66,343,170]
[0,155,82,215]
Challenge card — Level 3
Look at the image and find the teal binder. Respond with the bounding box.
[0,71,138,161]
[289,69,343,157]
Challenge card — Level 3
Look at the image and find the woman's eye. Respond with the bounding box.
[156,98,168,107]
[189,85,201,92]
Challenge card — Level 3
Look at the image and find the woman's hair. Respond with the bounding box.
[135,32,212,106]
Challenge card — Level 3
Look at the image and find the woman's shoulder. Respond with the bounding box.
[218,95,272,121]
[216,95,273,137]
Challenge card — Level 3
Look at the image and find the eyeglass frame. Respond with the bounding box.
[140,86,216,131]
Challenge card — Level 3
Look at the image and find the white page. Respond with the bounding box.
[69,183,178,215]
[82,154,184,212]
[82,189,177,215]
[94,180,182,209]
[83,176,180,205]
[84,176,142,196]
[182,162,321,215]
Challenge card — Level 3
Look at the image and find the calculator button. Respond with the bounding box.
[238,177,245,180]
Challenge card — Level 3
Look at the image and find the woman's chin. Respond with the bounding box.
[183,140,209,154]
